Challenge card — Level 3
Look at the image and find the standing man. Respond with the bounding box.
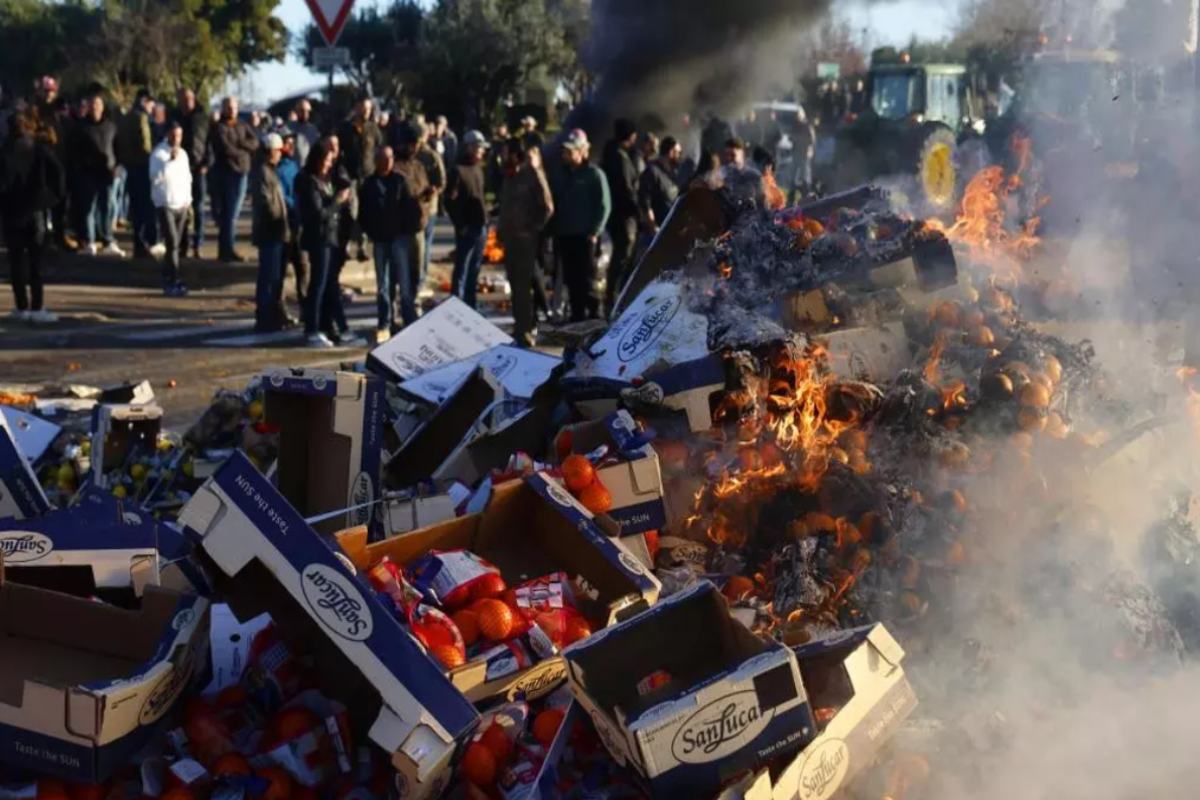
[358,145,417,338]
[722,136,748,169]
[551,129,610,322]
[435,116,458,173]
[291,99,321,167]
[445,130,489,309]
[487,121,510,195]
[601,118,639,315]
[415,119,445,287]
[149,121,192,296]
[119,88,158,258]
[70,93,123,257]
[250,133,289,332]
[336,97,381,262]
[638,135,682,238]
[173,88,210,259]
[277,130,305,314]
[210,96,259,262]
[391,120,433,304]
[499,136,553,347]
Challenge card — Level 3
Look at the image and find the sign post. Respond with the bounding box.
[304,0,356,104]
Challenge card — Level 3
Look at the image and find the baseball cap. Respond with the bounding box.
[265,133,284,150]
[463,130,489,148]
[37,76,58,93]
[562,128,589,151]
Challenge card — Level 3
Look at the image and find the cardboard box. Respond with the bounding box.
[563,581,816,797]
[398,345,561,406]
[336,473,661,705]
[0,406,61,465]
[0,489,160,597]
[556,411,666,536]
[0,554,209,782]
[0,412,52,521]
[819,324,911,383]
[177,453,479,800]
[564,279,726,433]
[367,297,513,383]
[262,368,384,536]
[769,624,917,800]
[89,404,163,489]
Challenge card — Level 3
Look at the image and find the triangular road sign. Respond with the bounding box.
[305,0,356,46]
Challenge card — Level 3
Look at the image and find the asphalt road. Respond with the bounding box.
[0,219,516,428]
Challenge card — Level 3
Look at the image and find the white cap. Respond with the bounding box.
[265,133,284,150]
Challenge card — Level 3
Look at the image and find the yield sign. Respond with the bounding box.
[305,0,355,45]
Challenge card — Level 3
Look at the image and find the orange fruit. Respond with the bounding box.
[1017,382,1051,409]
[475,599,515,641]
[160,790,194,800]
[577,481,613,514]
[1016,406,1047,433]
[460,741,498,787]
[452,609,480,646]
[1044,411,1069,440]
[479,722,513,763]
[722,575,755,601]
[38,782,70,800]
[969,325,995,347]
[271,707,319,743]
[564,615,593,645]
[255,767,293,800]
[431,644,465,669]
[532,708,565,747]
[561,454,596,493]
[930,300,961,328]
[213,752,252,776]
[643,529,660,561]
[1041,354,1063,385]
[214,684,248,709]
[472,572,507,601]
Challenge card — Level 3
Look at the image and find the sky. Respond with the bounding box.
[233,0,970,106]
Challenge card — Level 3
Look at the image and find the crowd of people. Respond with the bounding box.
[0,75,827,346]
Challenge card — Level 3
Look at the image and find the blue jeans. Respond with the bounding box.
[373,238,417,332]
[422,215,437,280]
[451,225,488,309]
[304,243,348,336]
[255,240,285,328]
[78,174,113,245]
[192,171,208,251]
[216,167,248,258]
[107,175,123,241]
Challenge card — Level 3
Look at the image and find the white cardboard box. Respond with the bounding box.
[0,412,51,521]
[367,297,513,383]
[397,345,560,406]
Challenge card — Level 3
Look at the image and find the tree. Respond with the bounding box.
[298,1,424,109]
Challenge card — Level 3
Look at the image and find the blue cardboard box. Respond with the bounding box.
[261,367,384,537]
[0,555,209,782]
[562,279,726,432]
[177,452,479,800]
[335,472,662,706]
[89,404,163,489]
[0,411,52,520]
[563,581,816,797]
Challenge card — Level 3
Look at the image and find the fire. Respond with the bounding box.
[483,229,505,264]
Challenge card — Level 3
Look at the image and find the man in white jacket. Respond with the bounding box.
[150,121,192,296]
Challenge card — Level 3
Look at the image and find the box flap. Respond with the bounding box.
[178,453,478,743]
[0,407,61,464]
[398,345,560,405]
[367,297,512,383]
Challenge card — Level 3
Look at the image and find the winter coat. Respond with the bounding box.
[551,162,610,238]
[0,136,65,224]
[336,117,382,180]
[211,118,259,175]
[149,140,193,210]
[498,162,553,244]
[71,116,118,179]
[174,106,211,172]
[296,170,343,249]
[357,172,412,243]
[251,159,289,245]
[638,158,680,226]
[392,156,431,234]
[445,160,487,230]
[602,141,640,221]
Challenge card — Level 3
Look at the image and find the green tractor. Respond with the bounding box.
[822,59,986,215]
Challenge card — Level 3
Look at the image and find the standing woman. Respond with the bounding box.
[296,140,348,348]
[1,112,65,322]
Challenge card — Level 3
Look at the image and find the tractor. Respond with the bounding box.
[818,59,987,216]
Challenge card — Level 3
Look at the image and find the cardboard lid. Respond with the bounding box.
[791,623,905,667]
[261,367,368,399]
[398,345,561,406]
[367,297,512,383]
[178,453,478,743]
[0,407,61,464]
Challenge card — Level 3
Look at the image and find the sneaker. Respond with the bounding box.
[8,309,30,322]
[149,243,167,259]
[334,331,368,347]
[85,242,101,256]
[103,242,126,257]
[306,332,335,348]
[375,328,390,344]
[28,309,58,324]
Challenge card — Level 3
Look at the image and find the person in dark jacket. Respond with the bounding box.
[638,135,682,235]
[297,140,365,348]
[498,136,553,347]
[1,112,65,322]
[358,145,417,337]
[210,96,259,262]
[336,97,381,262]
[251,134,290,332]
[601,118,640,315]
[391,120,434,302]
[118,88,157,257]
[551,129,611,322]
[446,130,489,308]
[276,131,306,309]
[70,94,122,256]
[173,88,210,258]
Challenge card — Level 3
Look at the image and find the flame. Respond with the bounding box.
[483,229,505,264]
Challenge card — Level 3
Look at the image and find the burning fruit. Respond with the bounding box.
[1018,382,1051,409]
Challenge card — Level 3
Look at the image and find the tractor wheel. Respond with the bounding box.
[916,127,958,215]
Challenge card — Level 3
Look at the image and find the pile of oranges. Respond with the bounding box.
[560,454,613,515]
[459,705,567,791]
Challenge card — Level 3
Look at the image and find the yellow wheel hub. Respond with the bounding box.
[922,142,955,208]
